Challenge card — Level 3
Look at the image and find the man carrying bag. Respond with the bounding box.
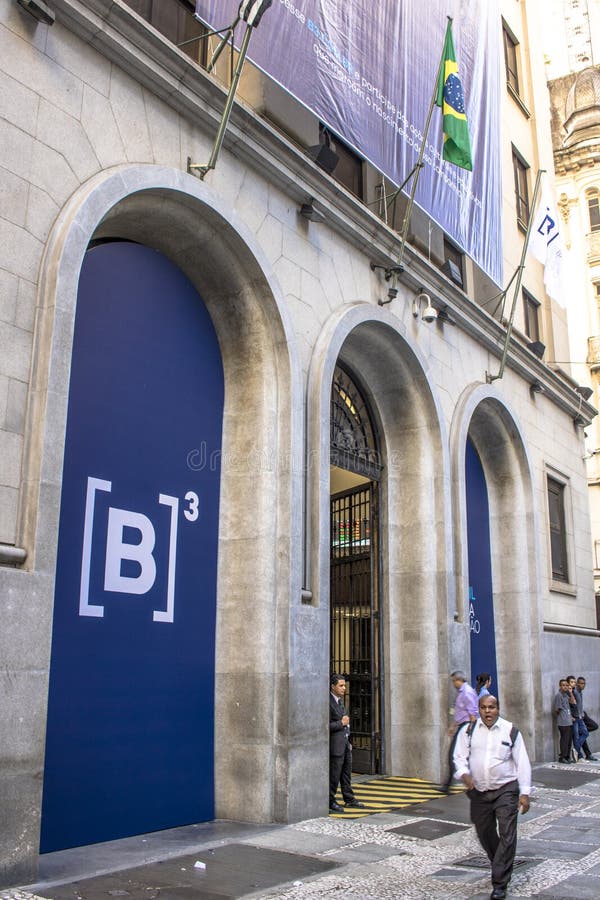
[577,676,598,759]
[453,694,531,900]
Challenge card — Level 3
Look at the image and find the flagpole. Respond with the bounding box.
[486,169,545,383]
[395,16,452,272]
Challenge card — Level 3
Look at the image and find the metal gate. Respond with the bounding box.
[330,483,381,773]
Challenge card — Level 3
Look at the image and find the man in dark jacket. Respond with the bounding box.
[575,675,598,761]
[329,674,365,812]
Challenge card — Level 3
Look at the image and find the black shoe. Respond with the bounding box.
[436,784,450,793]
[586,755,598,761]
[345,799,365,808]
[329,802,344,813]
[490,888,507,899]
[558,757,570,764]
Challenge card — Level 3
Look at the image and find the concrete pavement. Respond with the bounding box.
[5,759,600,899]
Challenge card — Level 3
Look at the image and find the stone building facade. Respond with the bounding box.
[548,64,600,597]
[0,0,598,887]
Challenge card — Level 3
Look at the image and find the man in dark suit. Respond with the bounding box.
[329,674,365,812]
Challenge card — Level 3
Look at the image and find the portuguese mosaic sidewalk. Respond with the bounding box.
[4,760,600,899]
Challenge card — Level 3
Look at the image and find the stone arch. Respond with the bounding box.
[307,303,452,780]
[24,164,304,826]
[451,384,542,756]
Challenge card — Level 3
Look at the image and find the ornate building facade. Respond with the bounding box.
[549,65,600,595]
[0,0,598,887]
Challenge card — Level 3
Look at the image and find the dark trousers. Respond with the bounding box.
[573,718,589,757]
[441,721,468,791]
[468,779,520,889]
[329,740,354,806]
[558,724,573,760]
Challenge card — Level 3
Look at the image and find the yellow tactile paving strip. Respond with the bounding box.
[330,776,463,818]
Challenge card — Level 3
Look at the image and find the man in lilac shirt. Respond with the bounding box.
[439,670,479,793]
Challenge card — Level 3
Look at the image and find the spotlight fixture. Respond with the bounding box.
[529,379,544,397]
[17,0,55,24]
[575,385,594,401]
[437,306,456,325]
[299,200,325,223]
[441,258,463,287]
[412,290,437,322]
[527,340,546,360]
[306,129,340,175]
[573,413,586,427]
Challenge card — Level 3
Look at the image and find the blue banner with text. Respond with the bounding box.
[196,0,502,284]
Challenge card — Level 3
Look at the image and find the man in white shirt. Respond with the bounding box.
[453,694,531,900]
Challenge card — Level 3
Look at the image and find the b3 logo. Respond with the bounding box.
[79,476,199,623]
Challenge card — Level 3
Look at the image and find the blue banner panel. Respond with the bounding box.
[196,0,502,284]
[465,440,498,700]
[41,243,223,852]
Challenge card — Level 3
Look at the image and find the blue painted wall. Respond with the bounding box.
[465,439,498,699]
[41,242,224,852]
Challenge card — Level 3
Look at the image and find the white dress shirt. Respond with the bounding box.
[453,715,532,795]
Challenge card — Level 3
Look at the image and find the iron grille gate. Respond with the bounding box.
[330,483,381,774]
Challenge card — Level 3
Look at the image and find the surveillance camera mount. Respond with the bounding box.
[412,289,437,322]
[370,263,405,282]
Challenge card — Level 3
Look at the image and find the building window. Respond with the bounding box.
[548,476,569,583]
[512,148,530,229]
[523,289,540,341]
[594,539,600,571]
[502,22,520,95]
[588,190,600,233]
[122,0,208,67]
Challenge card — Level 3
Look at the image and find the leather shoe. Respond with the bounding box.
[586,755,598,761]
[345,799,365,808]
[329,802,344,813]
[490,888,506,899]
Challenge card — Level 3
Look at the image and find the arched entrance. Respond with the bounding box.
[330,364,382,774]
[451,386,541,753]
[40,241,224,852]
[26,166,308,861]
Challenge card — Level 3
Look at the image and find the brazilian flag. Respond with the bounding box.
[435,20,473,171]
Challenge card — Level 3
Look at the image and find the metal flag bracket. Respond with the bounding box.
[486,169,544,383]
[186,1,273,180]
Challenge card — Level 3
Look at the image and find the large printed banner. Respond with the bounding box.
[195,0,503,285]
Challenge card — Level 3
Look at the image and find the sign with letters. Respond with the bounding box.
[195,0,502,284]
[465,440,498,698]
[41,243,224,852]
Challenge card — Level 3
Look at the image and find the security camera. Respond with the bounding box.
[421,302,438,323]
[413,290,438,322]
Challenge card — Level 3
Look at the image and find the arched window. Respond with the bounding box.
[330,365,381,480]
[587,188,600,233]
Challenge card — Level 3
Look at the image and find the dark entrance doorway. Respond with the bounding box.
[330,365,382,774]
